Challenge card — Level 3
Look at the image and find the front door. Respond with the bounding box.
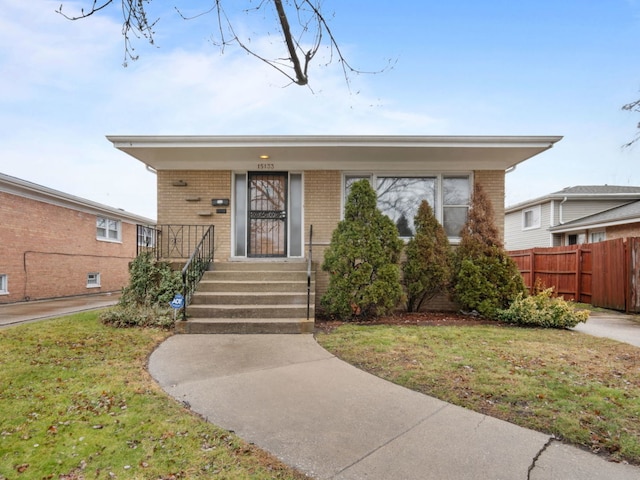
[248,172,288,257]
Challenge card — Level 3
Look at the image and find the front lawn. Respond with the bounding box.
[316,321,640,464]
[0,312,308,480]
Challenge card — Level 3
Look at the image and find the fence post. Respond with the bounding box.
[625,238,630,314]
[530,249,536,292]
[576,245,583,303]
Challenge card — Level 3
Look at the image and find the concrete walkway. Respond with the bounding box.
[3,298,640,479]
[149,324,640,480]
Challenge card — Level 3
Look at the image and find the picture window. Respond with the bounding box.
[344,174,470,240]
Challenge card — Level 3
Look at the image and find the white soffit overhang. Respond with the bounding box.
[106,135,563,172]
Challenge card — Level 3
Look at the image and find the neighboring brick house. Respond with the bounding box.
[0,172,154,304]
[505,186,640,250]
[108,135,561,309]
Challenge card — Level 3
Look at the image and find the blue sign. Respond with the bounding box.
[170,293,185,310]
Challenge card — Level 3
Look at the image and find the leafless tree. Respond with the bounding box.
[56,0,386,88]
[622,98,640,147]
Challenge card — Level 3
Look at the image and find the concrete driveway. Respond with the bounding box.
[573,310,640,347]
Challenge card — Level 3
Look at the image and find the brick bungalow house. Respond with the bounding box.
[0,172,154,304]
[106,135,561,332]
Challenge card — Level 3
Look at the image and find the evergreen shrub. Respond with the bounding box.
[402,200,451,312]
[321,180,404,320]
[452,184,527,318]
[100,252,182,328]
[497,287,590,328]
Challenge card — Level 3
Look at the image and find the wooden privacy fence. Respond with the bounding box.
[508,237,640,313]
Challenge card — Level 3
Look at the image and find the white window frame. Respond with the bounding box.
[97,216,122,242]
[589,231,606,243]
[342,173,472,242]
[137,225,156,247]
[522,206,541,230]
[87,272,101,288]
[0,274,8,295]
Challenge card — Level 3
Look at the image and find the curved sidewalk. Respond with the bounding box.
[148,333,640,480]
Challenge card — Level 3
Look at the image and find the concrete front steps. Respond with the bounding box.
[176,261,315,334]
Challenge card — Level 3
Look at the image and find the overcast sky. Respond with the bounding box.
[1,0,639,220]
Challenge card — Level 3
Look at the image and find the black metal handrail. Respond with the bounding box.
[307,225,313,321]
[137,224,213,260]
[180,225,215,321]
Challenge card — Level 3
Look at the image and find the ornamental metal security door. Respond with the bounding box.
[248,172,288,257]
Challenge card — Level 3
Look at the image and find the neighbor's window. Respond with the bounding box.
[0,274,7,295]
[87,272,101,288]
[343,174,470,240]
[137,225,156,247]
[97,217,121,241]
[590,231,605,243]
[522,206,541,230]
[567,233,586,245]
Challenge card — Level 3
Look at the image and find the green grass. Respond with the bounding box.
[0,312,308,480]
[316,323,640,464]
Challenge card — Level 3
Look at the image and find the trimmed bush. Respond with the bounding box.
[321,179,404,320]
[454,250,527,318]
[452,184,527,318]
[101,252,182,329]
[403,200,451,312]
[497,288,590,328]
[100,304,176,329]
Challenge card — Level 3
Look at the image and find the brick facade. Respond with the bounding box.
[156,169,506,312]
[157,170,229,260]
[473,170,505,242]
[0,178,151,304]
[604,223,640,240]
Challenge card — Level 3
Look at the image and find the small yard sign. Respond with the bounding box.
[170,293,185,310]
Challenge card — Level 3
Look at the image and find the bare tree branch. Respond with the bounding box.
[622,98,640,148]
[57,0,393,88]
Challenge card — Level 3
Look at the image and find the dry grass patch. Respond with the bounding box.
[316,323,640,464]
[0,312,309,480]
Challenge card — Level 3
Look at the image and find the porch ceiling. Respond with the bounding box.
[106,135,562,172]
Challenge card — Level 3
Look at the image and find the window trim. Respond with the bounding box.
[522,205,541,230]
[137,225,156,247]
[0,274,8,295]
[342,172,472,242]
[96,216,122,243]
[589,230,606,243]
[87,272,101,288]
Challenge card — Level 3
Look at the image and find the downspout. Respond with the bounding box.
[559,196,568,224]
